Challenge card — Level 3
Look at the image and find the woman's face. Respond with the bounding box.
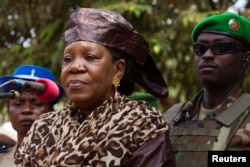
[8,92,51,135]
[62,41,122,112]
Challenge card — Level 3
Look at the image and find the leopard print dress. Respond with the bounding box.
[15,95,168,167]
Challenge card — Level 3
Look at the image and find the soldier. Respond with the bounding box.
[164,12,250,167]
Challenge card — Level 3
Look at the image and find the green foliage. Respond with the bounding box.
[0,0,250,122]
[39,20,62,44]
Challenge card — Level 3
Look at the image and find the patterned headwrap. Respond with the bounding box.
[63,8,168,98]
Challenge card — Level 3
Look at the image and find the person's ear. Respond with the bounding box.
[114,59,125,79]
[244,51,250,66]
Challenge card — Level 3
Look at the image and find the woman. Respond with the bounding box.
[15,8,175,167]
[0,65,64,166]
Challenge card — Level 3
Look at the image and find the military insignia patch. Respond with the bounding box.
[228,18,240,32]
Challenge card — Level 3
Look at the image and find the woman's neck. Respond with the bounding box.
[17,133,25,146]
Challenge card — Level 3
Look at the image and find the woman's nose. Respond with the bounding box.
[22,102,32,114]
[70,60,86,73]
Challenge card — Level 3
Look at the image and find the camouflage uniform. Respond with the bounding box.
[164,89,250,167]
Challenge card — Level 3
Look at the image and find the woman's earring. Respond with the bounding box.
[112,76,120,88]
[112,76,120,99]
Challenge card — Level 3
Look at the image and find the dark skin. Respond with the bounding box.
[194,33,250,109]
[8,92,52,146]
[61,41,125,116]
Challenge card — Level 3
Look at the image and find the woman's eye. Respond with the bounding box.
[85,54,97,61]
[63,56,72,63]
[33,101,44,107]
[11,101,22,107]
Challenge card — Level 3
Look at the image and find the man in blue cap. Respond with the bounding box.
[0,65,64,166]
[164,12,250,167]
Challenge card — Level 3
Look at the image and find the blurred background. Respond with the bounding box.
[1,0,250,124]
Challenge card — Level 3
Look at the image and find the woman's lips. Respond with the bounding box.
[19,118,34,126]
[68,80,87,88]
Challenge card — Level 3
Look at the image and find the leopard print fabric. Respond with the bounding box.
[15,94,168,167]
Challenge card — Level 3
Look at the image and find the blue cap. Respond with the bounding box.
[0,65,64,104]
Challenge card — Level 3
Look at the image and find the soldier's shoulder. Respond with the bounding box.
[162,102,184,123]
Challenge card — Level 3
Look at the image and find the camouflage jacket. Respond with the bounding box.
[164,89,250,167]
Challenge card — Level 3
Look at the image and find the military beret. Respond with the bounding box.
[130,92,158,107]
[191,12,250,45]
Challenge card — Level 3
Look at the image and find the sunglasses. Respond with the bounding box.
[193,42,245,56]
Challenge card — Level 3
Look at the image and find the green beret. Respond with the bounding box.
[130,92,158,107]
[191,12,250,45]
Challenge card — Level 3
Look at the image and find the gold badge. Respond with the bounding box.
[228,18,240,32]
